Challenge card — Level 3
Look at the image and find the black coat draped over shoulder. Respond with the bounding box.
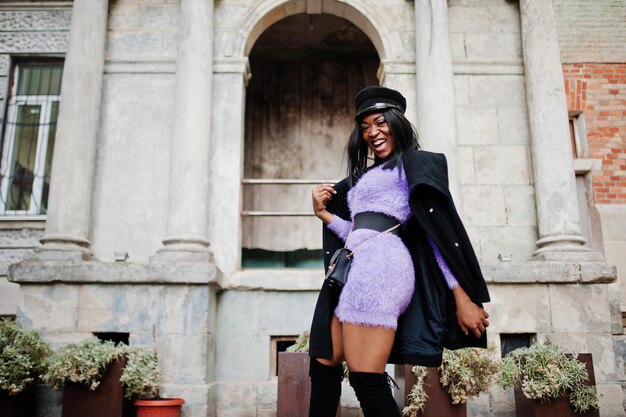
[308,150,491,367]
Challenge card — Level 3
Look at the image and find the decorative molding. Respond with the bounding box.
[453,62,524,75]
[104,60,176,75]
[0,2,72,11]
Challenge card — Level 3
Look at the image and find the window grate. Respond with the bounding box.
[0,60,63,216]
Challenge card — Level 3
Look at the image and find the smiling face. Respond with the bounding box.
[359,112,395,160]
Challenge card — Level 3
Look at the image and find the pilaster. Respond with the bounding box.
[414,0,461,204]
[519,0,589,258]
[155,0,215,262]
[35,0,109,260]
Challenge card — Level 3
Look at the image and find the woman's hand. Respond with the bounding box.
[451,286,489,338]
[311,184,336,224]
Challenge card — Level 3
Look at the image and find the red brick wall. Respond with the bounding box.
[563,63,626,204]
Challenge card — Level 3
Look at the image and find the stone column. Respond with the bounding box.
[37,0,109,260]
[156,0,214,261]
[414,0,461,203]
[520,0,588,257]
[208,57,249,274]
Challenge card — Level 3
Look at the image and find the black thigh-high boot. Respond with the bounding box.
[348,371,401,417]
[308,358,343,417]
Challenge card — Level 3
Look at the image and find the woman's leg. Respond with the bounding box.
[309,316,344,417]
[343,324,401,417]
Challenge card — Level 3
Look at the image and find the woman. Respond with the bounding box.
[308,86,491,417]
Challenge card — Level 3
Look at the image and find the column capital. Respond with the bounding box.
[214,57,251,85]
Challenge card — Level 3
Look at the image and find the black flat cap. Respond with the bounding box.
[354,86,406,121]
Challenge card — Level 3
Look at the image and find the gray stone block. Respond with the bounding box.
[106,31,162,61]
[18,284,80,332]
[486,284,551,333]
[75,284,214,335]
[461,185,507,226]
[490,2,522,33]
[138,5,179,32]
[0,54,10,76]
[504,186,537,227]
[550,285,611,333]
[448,6,491,33]
[597,383,626,417]
[257,380,277,410]
[0,276,18,315]
[468,75,526,107]
[456,106,499,145]
[216,291,260,336]
[216,334,270,381]
[0,32,68,53]
[107,5,140,31]
[257,292,317,335]
[0,11,71,31]
[0,248,35,275]
[0,228,44,247]
[478,225,537,262]
[464,32,522,62]
[596,205,626,241]
[216,381,258,412]
[474,145,531,185]
[497,106,530,145]
[459,147,476,184]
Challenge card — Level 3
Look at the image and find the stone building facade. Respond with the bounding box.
[0,1,624,416]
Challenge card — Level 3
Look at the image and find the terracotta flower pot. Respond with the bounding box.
[395,365,467,417]
[135,398,185,417]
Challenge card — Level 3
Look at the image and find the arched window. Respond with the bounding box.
[241,14,379,268]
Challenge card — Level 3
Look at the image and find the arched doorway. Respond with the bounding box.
[241,13,379,267]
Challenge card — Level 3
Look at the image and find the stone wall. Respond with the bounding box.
[554,0,626,64]
[0,6,71,317]
[448,0,537,264]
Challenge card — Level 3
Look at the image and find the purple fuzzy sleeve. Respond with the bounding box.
[327,215,352,242]
[427,235,459,290]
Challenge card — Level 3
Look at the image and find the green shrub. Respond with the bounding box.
[0,320,51,395]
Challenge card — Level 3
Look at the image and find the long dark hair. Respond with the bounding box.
[346,108,420,186]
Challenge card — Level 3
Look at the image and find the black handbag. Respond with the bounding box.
[324,223,400,289]
[325,248,353,288]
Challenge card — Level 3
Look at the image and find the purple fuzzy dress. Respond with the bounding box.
[328,164,458,330]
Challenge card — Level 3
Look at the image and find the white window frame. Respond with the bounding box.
[0,64,60,216]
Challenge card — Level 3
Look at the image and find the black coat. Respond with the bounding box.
[308,150,491,367]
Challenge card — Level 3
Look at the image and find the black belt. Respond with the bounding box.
[353,212,401,236]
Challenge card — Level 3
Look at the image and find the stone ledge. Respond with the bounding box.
[6,259,616,289]
[8,259,221,286]
[483,260,616,284]
[227,269,322,291]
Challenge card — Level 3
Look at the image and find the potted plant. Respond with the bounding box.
[43,336,130,417]
[43,331,185,417]
[121,326,184,416]
[401,345,500,417]
[0,319,51,417]
[120,342,185,417]
[497,339,599,417]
